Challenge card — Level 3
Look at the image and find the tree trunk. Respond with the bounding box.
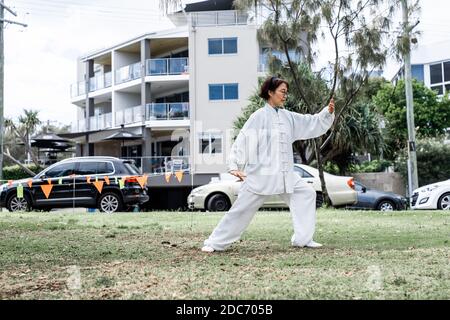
[314,138,331,207]
[2,152,37,177]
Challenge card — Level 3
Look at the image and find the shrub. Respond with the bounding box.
[347,159,393,173]
[395,138,450,187]
[2,164,43,181]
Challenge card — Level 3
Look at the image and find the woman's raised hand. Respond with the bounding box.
[328,97,335,114]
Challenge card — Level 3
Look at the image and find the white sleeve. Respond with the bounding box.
[227,114,257,172]
[290,107,335,141]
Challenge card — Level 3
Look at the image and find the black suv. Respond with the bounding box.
[0,157,149,213]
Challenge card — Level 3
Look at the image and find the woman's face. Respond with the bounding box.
[268,83,288,107]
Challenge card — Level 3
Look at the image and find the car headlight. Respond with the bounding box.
[0,184,7,193]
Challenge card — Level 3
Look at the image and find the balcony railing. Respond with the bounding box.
[70,81,86,98]
[120,156,191,174]
[89,113,112,131]
[89,72,112,92]
[71,119,86,133]
[145,103,189,121]
[146,58,189,76]
[191,10,248,27]
[115,106,143,125]
[115,62,141,84]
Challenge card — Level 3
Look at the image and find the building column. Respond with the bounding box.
[84,59,95,156]
[142,127,152,173]
[141,39,151,122]
[141,39,152,172]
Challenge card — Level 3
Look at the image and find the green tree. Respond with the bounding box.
[373,79,450,160]
[4,109,41,172]
[232,0,399,205]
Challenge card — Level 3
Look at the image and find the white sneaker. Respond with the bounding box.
[201,245,215,253]
[305,240,323,248]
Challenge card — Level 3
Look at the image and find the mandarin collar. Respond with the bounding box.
[264,103,281,115]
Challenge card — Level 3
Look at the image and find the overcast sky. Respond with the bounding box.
[4,0,450,127]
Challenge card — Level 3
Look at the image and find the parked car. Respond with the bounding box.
[411,179,450,210]
[0,157,149,213]
[188,164,357,211]
[347,181,407,211]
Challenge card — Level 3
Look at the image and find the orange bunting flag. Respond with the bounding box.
[104,176,110,185]
[86,176,91,184]
[136,175,148,189]
[175,171,183,183]
[93,181,104,193]
[47,179,52,185]
[27,179,33,188]
[7,180,13,186]
[40,184,53,199]
[165,172,172,183]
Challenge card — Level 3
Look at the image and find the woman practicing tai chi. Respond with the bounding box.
[202,76,335,252]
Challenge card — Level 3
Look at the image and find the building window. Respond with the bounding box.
[429,61,450,95]
[208,38,237,55]
[199,133,222,154]
[430,64,442,84]
[209,83,239,101]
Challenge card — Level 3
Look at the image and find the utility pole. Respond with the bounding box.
[0,1,27,181]
[401,0,419,197]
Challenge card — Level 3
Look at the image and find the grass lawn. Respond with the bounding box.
[0,209,449,300]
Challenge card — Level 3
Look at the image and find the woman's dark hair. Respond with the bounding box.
[259,76,289,101]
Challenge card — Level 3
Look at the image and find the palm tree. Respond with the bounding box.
[4,109,41,167]
[19,109,41,164]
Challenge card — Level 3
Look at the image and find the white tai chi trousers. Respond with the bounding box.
[203,177,317,251]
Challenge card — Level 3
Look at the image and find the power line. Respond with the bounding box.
[1,1,28,181]
[14,0,163,14]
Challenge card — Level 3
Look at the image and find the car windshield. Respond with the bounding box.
[123,161,141,175]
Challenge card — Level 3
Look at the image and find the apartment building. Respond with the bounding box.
[69,0,300,188]
[393,41,450,95]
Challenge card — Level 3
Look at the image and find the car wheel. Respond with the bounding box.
[207,194,231,212]
[377,200,395,211]
[316,192,324,208]
[437,192,450,210]
[7,194,31,212]
[98,192,123,213]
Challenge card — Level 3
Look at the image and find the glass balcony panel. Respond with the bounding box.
[124,108,133,124]
[104,72,112,87]
[115,110,124,125]
[148,59,167,75]
[217,11,235,25]
[169,58,188,75]
[169,103,189,120]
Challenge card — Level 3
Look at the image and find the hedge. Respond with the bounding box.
[2,164,44,181]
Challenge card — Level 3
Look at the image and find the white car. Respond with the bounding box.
[188,164,357,211]
[411,179,450,210]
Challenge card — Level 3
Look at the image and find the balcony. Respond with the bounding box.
[145,103,189,121]
[146,58,189,76]
[115,106,143,125]
[115,62,141,85]
[89,72,112,92]
[70,81,86,98]
[190,10,248,27]
[89,113,113,131]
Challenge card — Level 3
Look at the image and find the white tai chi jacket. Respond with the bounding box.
[228,103,335,195]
